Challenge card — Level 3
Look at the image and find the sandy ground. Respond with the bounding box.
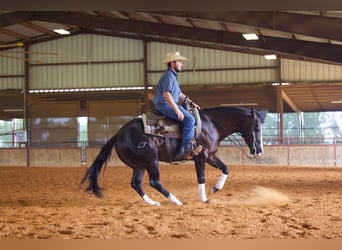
[1,164,342,239]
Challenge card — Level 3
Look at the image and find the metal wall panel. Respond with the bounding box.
[30,63,144,89]
[281,59,342,82]
[0,48,25,90]
[27,36,342,90]
[29,34,144,89]
[147,42,278,86]
[30,35,89,63]
[148,68,277,86]
[0,78,25,90]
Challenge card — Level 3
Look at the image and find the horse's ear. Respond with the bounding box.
[258,110,268,123]
[251,108,257,119]
[251,109,268,123]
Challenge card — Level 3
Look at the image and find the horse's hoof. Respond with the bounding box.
[153,202,161,206]
[211,187,219,193]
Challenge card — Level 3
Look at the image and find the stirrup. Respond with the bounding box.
[185,145,203,160]
[192,145,203,156]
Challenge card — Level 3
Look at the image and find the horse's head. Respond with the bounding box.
[239,108,268,157]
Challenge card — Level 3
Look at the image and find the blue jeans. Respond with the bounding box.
[156,104,195,152]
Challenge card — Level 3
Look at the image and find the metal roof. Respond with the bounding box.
[1,11,342,63]
[1,11,342,118]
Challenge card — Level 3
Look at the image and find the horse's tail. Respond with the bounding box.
[80,134,117,197]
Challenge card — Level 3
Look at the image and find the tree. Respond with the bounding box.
[262,112,342,144]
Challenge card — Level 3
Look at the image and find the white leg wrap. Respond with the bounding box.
[142,194,160,206]
[168,193,183,205]
[215,173,228,190]
[199,183,208,202]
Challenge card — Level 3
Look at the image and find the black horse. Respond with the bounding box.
[81,106,267,206]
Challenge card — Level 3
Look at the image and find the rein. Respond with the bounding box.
[227,134,256,160]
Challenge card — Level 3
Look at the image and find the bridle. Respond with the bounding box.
[207,112,258,159]
[227,133,257,160]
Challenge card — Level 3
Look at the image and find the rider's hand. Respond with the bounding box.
[191,102,200,110]
[176,109,184,121]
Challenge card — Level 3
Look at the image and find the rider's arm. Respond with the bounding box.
[179,93,200,109]
[163,91,184,121]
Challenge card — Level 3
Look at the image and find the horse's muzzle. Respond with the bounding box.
[251,144,263,156]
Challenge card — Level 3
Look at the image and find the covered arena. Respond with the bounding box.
[1,11,342,239]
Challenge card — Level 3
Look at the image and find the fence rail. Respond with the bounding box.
[2,136,342,148]
[1,137,342,167]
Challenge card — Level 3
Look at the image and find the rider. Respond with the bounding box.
[153,51,202,160]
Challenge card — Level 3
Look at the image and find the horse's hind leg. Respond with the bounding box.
[147,166,183,206]
[131,167,160,206]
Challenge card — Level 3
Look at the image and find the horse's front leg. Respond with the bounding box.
[194,156,209,203]
[207,154,229,193]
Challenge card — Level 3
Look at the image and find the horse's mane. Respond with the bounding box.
[200,106,252,117]
[200,106,267,123]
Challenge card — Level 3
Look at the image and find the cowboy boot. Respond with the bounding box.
[185,141,203,160]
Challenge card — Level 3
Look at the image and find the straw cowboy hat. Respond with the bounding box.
[161,51,189,64]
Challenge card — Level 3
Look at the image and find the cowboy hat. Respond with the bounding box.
[161,51,189,64]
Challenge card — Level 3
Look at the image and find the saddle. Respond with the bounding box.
[140,107,202,163]
[140,107,201,139]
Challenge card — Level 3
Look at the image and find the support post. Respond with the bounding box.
[276,59,284,144]
[143,40,150,114]
[24,44,30,167]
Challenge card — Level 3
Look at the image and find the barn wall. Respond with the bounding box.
[28,36,281,90]
[0,148,26,166]
[86,147,124,167]
[29,34,144,89]
[147,42,278,86]
[281,59,342,82]
[287,145,341,167]
[2,35,342,92]
[1,144,341,167]
[30,148,81,167]
[0,48,25,90]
